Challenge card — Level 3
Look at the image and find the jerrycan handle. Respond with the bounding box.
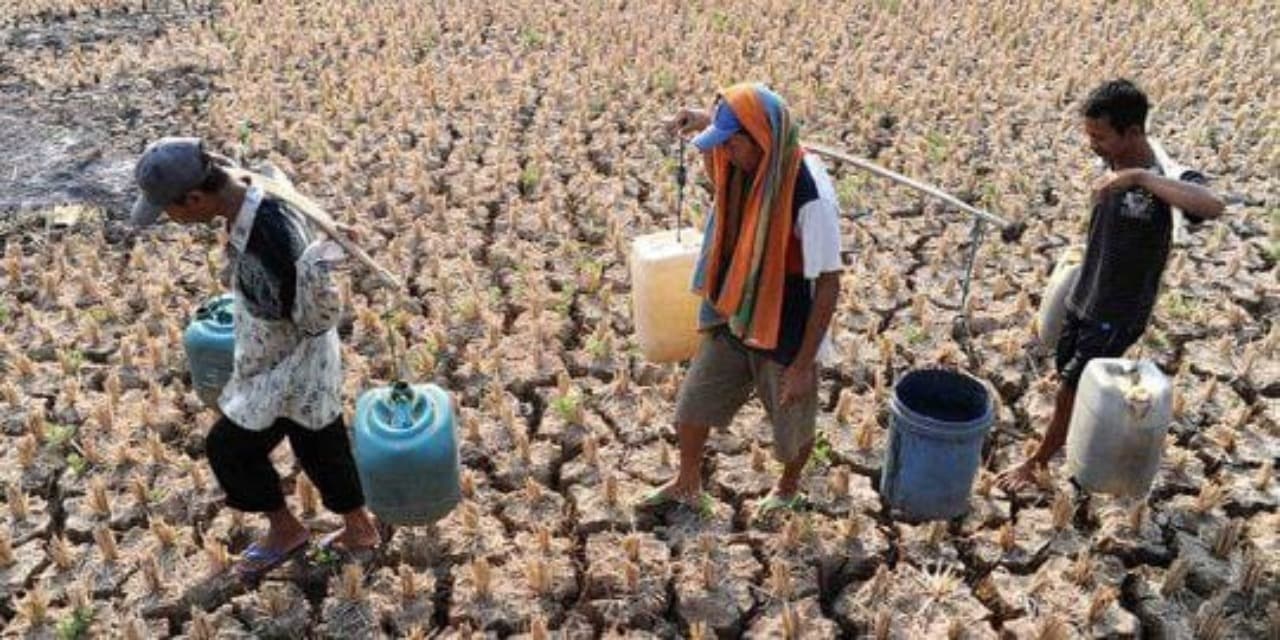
[196,297,233,324]
[389,381,420,429]
[1121,361,1142,387]
[195,299,216,321]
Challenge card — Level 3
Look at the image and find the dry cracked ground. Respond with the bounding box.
[0,0,1276,638]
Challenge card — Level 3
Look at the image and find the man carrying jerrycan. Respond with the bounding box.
[997,79,1224,493]
[639,83,843,520]
[129,138,385,584]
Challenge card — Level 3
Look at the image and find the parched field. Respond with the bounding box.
[0,0,1276,637]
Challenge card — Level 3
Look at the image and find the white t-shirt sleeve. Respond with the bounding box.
[795,155,843,279]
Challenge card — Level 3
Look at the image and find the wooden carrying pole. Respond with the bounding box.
[804,141,1015,231]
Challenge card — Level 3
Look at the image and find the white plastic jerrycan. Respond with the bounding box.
[630,228,703,363]
[1034,245,1084,349]
[1066,359,1173,497]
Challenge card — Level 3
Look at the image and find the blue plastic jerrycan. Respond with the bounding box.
[353,381,461,526]
[183,294,235,409]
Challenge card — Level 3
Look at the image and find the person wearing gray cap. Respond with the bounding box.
[131,137,384,584]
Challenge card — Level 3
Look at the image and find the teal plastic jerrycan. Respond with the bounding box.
[353,381,461,525]
[183,294,235,409]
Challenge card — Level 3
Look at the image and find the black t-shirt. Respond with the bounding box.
[235,198,309,321]
[1068,168,1206,326]
[719,162,821,365]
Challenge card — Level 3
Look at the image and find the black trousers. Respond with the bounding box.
[205,414,365,514]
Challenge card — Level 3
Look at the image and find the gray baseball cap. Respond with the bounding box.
[129,137,211,226]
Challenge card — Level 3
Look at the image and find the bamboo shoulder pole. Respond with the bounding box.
[804,141,1013,230]
[1147,138,1190,245]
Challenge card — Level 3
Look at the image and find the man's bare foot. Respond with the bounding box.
[773,475,801,499]
[995,461,1045,494]
[319,510,383,553]
[261,519,311,553]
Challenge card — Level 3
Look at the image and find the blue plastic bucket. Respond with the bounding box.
[879,368,994,521]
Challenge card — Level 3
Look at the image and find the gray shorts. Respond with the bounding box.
[674,328,818,464]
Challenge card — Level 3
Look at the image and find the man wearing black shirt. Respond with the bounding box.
[997,79,1224,493]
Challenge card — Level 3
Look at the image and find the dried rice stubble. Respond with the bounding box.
[832,562,997,639]
[743,595,842,639]
[448,551,576,635]
[672,540,760,637]
[580,530,671,629]
[229,580,313,639]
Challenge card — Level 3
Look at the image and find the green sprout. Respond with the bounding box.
[586,336,610,360]
[1142,329,1170,350]
[876,0,902,15]
[904,324,929,346]
[550,393,583,423]
[519,164,542,194]
[45,423,78,450]
[1163,291,1194,320]
[836,174,868,210]
[588,96,607,118]
[807,431,833,470]
[710,10,731,31]
[925,132,948,164]
[518,27,545,47]
[578,259,603,292]
[309,546,341,567]
[66,452,88,476]
[652,68,677,95]
[86,305,114,324]
[55,606,94,640]
[554,285,576,317]
[64,349,85,373]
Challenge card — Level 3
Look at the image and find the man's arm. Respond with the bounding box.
[1136,170,1225,219]
[791,272,840,369]
[779,271,840,406]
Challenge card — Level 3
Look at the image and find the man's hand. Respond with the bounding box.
[333,222,364,243]
[779,362,817,407]
[664,107,712,138]
[1091,168,1149,206]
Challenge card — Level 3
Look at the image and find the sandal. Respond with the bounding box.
[234,537,309,586]
[635,488,715,517]
[753,490,810,522]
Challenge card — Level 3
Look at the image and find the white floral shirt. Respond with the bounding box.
[217,183,345,431]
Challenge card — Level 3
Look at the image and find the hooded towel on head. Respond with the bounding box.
[691,82,804,351]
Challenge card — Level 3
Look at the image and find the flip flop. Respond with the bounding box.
[995,465,1046,496]
[635,488,715,517]
[234,537,309,585]
[753,491,809,522]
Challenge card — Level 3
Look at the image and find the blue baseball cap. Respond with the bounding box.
[691,101,742,152]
